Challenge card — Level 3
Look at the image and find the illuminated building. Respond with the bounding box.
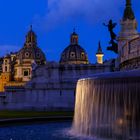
[96,42,104,64]
[0,26,46,92]
[0,29,114,110]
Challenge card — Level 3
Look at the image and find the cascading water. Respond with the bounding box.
[71,70,140,140]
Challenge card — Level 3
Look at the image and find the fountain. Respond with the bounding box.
[71,70,140,140]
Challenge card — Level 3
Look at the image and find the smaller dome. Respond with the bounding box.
[17,47,46,65]
[60,30,89,64]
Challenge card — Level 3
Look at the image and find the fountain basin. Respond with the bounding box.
[72,70,140,139]
[0,122,73,140]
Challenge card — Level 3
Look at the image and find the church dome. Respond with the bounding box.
[16,26,46,65]
[60,30,89,64]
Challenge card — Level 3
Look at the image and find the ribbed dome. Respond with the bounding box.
[17,26,46,65]
[17,46,46,65]
[60,30,89,64]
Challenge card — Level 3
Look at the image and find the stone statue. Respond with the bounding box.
[103,19,118,54]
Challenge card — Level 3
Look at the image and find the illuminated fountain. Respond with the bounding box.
[71,70,140,140]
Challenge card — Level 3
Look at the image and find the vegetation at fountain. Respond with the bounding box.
[0,111,73,119]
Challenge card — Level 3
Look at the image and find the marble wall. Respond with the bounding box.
[0,62,114,111]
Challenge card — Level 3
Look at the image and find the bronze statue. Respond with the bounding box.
[103,19,117,41]
[103,19,118,54]
[107,40,118,54]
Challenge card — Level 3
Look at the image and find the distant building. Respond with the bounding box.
[0,26,46,92]
[0,28,114,110]
[0,27,112,93]
[96,42,104,64]
[14,26,46,82]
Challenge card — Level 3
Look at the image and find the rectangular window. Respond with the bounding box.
[23,69,30,77]
[24,71,29,76]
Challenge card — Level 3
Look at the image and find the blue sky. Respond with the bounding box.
[0,0,140,63]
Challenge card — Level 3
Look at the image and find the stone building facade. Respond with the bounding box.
[118,0,140,70]
[0,26,46,92]
[14,26,46,82]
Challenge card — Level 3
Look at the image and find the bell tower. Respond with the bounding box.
[2,55,11,73]
[96,42,104,64]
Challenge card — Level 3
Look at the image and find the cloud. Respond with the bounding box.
[0,45,20,57]
[34,0,122,30]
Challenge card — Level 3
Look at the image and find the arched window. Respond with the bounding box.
[5,60,8,63]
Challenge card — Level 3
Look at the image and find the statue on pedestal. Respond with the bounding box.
[103,19,118,54]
